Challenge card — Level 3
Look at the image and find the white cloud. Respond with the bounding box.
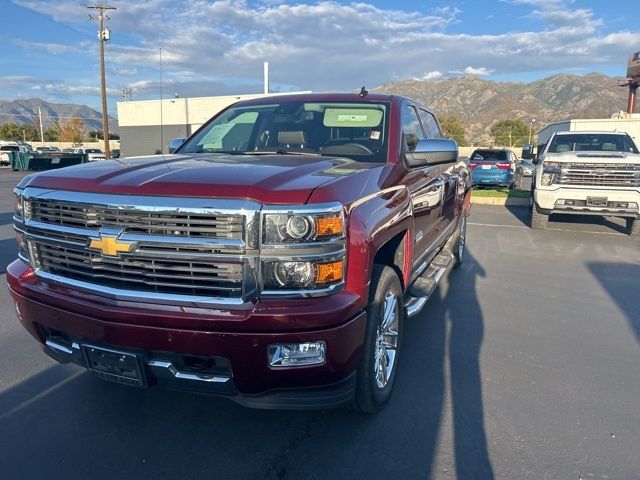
[416,71,444,81]
[13,39,91,55]
[464,66,494,76]
[9,0,640,100]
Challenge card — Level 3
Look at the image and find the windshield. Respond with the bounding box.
[471,150,508,162]
[179,100,389,162]
[86,149,102,153]
[548,134,639,154]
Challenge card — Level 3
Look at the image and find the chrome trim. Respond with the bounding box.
[45,339,73,355]
[405,297,427,318]
[260,281,346,298]
[22,187,261,215]
[34,270,249,306]
[148,360,231,383]
[261,248,347,262]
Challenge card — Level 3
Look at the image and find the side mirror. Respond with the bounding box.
[405,139,458,168]
[168,138,186,154]
[521,144,534,160]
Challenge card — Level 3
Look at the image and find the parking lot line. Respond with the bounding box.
[469,222,627,236]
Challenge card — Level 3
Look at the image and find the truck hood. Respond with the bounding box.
[18,153,383,204]
[546,151,640,164]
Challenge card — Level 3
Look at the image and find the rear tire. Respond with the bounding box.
[531,205,548,229]
[452,214,466,268]
[352,265,403,414]
[627,217,640,236]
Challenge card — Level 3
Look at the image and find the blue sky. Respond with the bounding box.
[1,0,638,115]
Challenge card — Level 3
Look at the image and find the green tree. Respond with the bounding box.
[43,128,59,142]
[490,119,529,147]
[0,122,41,142]
[439,115,467,146]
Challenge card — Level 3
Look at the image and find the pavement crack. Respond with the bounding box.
[263,411,325,480]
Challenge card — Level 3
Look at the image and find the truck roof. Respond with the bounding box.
[554,130,630,136]
[229,92,396,106]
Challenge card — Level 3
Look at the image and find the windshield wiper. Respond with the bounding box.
[249,150,321,156]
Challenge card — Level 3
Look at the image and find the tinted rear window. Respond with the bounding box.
[471,150,508,161]
[0,146,20,152]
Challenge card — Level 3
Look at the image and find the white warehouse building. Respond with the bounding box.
[117,92,309,157]
[537,112,640,148]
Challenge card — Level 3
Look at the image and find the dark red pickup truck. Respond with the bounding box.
[9,93,470,412]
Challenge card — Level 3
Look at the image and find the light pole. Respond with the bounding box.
[528,118,536,145]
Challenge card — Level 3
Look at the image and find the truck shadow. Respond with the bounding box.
[398,249,495,479]
[586,262,640,344]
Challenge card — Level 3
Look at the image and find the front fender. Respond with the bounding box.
[344,186,413,302]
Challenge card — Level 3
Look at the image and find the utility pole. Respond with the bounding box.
[528,118,536,145]
[37,107,44,144]
[85,3,115,159]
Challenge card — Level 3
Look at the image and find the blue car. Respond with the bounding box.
[469,148,516,188]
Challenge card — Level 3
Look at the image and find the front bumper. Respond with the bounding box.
[534,187,640,217]
[8,260,367,409]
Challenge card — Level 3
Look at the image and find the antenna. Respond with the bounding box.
[159,47,164,155]
[359,86,368,97]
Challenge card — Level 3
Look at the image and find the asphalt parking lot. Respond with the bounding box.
[1,170,639,479]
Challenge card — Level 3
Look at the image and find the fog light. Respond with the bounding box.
[268,342,326,367]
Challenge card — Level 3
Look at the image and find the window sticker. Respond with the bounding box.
[323,108,383,127]
[370,130,381,140]
[201,123,234,149]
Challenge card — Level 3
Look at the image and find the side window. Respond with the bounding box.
[401,105,425,152]
[418,110,442,138]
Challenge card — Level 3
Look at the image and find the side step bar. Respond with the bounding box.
[404,251,455,318]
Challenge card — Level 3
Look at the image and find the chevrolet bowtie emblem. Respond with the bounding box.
[88,233,135,256]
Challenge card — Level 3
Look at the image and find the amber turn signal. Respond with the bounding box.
[315,260,344,285]
[315,215,343,237]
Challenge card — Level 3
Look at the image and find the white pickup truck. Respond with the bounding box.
[531,131,640,235]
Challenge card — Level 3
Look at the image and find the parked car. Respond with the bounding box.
[531,131,640,235]
[9,92,471,412]
[35,146,54,154]
[513,159,535,189]
[469,148,516,188]
[110,148,120,159]
[0,142,28,165]
[72,147,105,161]
[62,148,75,153]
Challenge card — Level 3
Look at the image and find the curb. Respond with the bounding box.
[471,197,530,206]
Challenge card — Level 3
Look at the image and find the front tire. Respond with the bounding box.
[627,217,640,236]
[352,265,403,414]
[531,205,548,229]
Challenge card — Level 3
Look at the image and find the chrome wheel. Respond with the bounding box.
[458,216,466,262]
[374,291,399,389]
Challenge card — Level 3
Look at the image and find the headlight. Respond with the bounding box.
[14,192,23,219]
[263,208,344,244]
[263,259,344,290]
[540,162,561,186]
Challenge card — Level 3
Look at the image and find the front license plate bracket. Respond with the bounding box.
[586,196,608,207]
[82,345,146,387]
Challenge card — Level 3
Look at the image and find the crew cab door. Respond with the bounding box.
[400,103,447,267]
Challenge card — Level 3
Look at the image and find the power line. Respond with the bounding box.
[84,3,116,159]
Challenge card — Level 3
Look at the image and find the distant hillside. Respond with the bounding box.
[374,73,629,143]
[0,98,118,132]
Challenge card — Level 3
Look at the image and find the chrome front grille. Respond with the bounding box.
[557,163,640,188]
[36,243,244,297]
[18,189,260,304]
[30,199,244,239]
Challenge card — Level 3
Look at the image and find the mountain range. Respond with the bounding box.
[374,73,630,143]
[1,73,631,142]
[0,98,118,133]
